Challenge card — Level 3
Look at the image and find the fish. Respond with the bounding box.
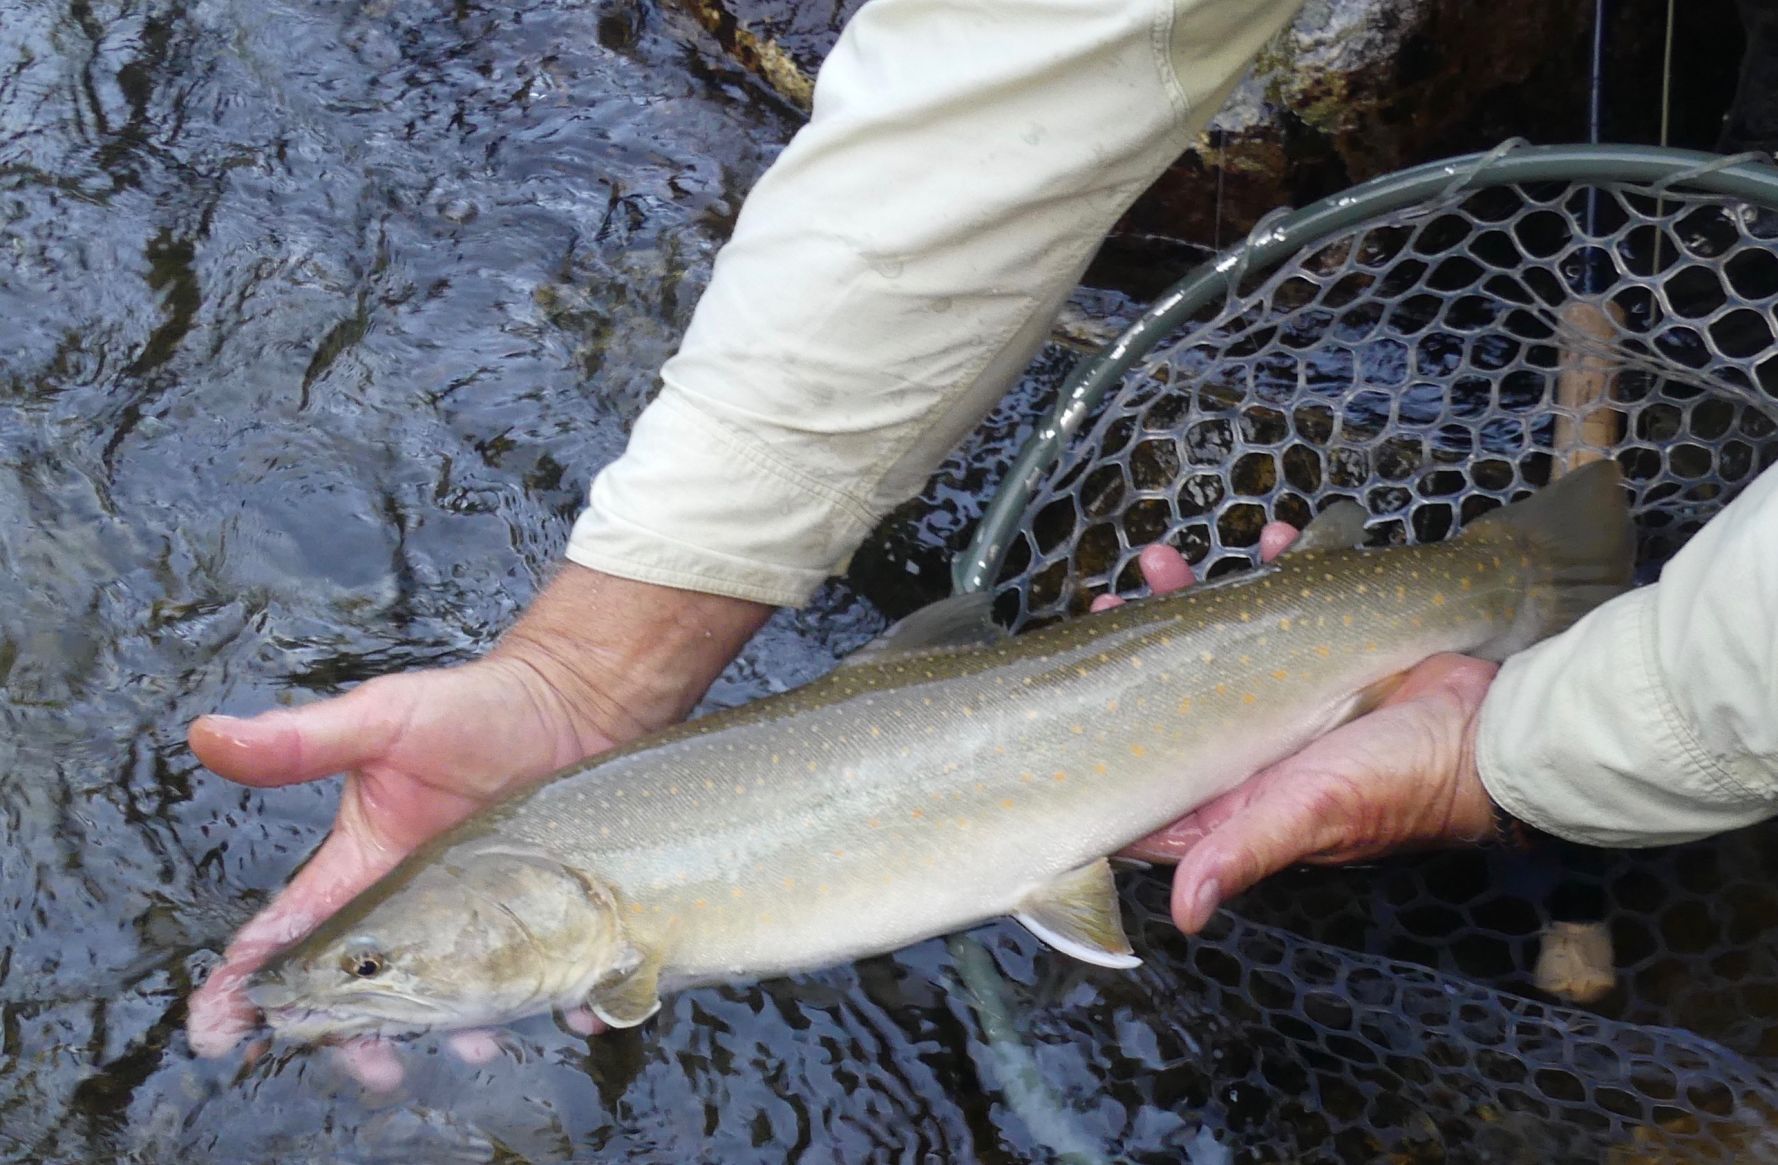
[246,461,1633,1041]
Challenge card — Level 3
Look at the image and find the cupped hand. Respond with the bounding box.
[1093,527,1499,936]
[188,565,769,1080]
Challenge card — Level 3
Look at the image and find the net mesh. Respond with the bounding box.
[982,160,1778,1159]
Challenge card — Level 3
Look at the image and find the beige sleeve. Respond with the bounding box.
[1478,464,1778,846]
[566,0,1304,606]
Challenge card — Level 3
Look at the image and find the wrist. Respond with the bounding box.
[490,561,772,747]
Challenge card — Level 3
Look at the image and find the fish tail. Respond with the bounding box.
[1463,459,1635,659]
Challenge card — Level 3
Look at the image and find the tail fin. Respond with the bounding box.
[1463,460,1635,660]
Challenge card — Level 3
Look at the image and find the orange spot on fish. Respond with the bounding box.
[1070,724,1084,735]
[1176,697,1192,715]
[1271,668,1289,681]
[1314,644,1331,658]
[1431,593,1446,606]
[1052,770,1068,782]
[1000,798,1015,809]
[1105,698,1119,713]
[1242,692,1258,705]
[1092,761,1109,775]
[1130,742,1149,757]
[911,809,925,819]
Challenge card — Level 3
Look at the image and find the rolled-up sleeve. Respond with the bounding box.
[567,0,1304,606]
[1478,464,1778,846]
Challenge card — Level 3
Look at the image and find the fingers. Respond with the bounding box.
[332,1037,406,1092]
[189,679,409,788]
[446,1028,507,1066]
[562,1006,605,1037]
[1169,769,1345,933]
[1138,544,1194,594]
[1100,526,1296,612]
[188,825,402,1057]
[1258,521,1298,563]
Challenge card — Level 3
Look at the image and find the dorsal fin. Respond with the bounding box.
[1283,500,1369,556]
[841,592,1007,668]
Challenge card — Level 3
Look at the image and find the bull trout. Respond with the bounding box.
[248,462,1632,1040]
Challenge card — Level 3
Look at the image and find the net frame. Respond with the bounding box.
[958,142,1778,609]
[949,142,1778,1160]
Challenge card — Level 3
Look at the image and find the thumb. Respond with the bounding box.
[189,677,409,787]
[1168,770,1345,934]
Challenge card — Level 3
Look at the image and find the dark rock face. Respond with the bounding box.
[678,0,1595,252]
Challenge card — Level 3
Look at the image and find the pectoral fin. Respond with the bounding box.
[1014,858,1141,969]
[588,952,663,1028]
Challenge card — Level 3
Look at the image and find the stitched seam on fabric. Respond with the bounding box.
[662,391,880,528]
[565,532,826,608]
[846,11,1171,516]
[1475,694,1609,845]
[567,554,812,608]
[1154,0,1192,121]
[1642,587,1766,803]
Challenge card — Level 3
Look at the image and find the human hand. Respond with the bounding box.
[1093,529,1499,936]
[188,564,769,1084]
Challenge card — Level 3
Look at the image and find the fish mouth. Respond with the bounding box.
[248,971,476,1042]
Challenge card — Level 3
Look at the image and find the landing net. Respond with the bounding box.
[960,143,1778,1161]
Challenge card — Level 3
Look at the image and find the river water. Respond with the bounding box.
[0,1,1211,1160]
[10,2,1778,1163]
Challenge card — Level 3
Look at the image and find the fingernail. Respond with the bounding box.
[1190,877,1222,931]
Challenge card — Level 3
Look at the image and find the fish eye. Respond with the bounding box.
[340,949,387,979]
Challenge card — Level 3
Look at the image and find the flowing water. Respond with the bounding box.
[12,3,1778,1162]
[0,2,1235,1160]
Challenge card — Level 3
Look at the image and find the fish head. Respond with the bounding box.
[247,845,627,1041]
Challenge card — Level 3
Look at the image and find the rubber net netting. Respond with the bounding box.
[985,169,1778,1160]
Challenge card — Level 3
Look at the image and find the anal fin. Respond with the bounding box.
[1014,858,1141,970]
